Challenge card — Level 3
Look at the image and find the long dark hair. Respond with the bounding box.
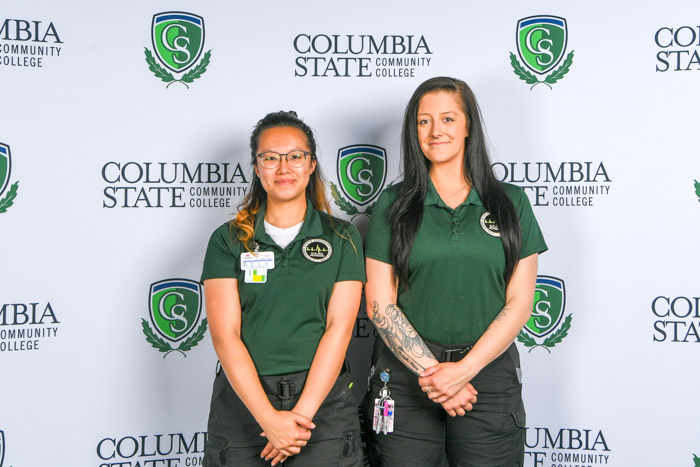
[233,111,331,250]
[389,77,521,286]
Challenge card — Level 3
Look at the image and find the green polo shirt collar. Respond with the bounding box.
[253,199,323,245]
[424,178,484,209]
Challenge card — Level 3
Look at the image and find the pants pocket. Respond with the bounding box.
[511,402,526,429]
[339,429,363,466]
[203,436,226,467]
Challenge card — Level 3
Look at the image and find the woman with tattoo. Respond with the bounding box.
[362,77,547,466]
[201,111,365,466]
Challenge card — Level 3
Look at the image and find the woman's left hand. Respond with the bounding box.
[260,443,287,466]
[418,362,472,403]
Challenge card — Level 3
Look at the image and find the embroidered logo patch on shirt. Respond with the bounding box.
[480,212,501,237]
[302,239,333,263]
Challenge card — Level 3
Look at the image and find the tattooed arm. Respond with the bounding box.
[370,301,438,374]
[366,258,478,416]
[365,258,438,375]
[419,253,539,403]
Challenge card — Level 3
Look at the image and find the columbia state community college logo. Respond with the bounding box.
[144,12,211,88]
[510,15,574,89]
[331,145,387,219]
[518,276,572,352]
[694,179,700,204]
[142,279,208,357]
[0,143,19,214]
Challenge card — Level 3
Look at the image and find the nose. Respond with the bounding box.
[276,156,292,172]
[430,121,443,138]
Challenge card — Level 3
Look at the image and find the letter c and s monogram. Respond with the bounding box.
[526,27,554,67]
[159,291,189,332]
[347,156,374,196]
[162,23,191,64]
[532,288,552,328]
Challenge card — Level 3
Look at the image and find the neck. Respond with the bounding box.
[430,162,470,209]
[430,161,468,191]
[264,197,307,228]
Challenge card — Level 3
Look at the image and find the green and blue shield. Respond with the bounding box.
[517,16,567,75]
[151,12,204,73]
[337,145,387,206]
[524,276,566,338]
[0,143,11,197]
[149,279,202,342]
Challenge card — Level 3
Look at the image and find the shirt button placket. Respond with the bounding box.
[451,211,459,241]
[281,252,289,275]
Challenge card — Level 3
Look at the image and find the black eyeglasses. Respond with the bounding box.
[256,151,312,168]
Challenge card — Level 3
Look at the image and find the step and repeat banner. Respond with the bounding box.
[1,1,699,466]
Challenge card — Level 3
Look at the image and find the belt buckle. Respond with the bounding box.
[277,380,296,399]
[443,345,473,363]
[443,349,458,362]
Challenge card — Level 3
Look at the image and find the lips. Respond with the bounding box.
[275,178,296,185]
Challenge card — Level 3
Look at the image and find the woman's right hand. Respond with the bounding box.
[259,410,315,459]
[439,383,478,417]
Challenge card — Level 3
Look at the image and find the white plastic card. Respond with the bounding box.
[240,251,274,271]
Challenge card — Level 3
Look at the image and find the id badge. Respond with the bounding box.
[373,370,394,435]
[241,252,274,284]
[241,251,274,270]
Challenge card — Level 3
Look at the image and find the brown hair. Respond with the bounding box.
[233,111,332,252]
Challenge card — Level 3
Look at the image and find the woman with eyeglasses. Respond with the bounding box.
[201,111,365,466]
[362,77,547,466]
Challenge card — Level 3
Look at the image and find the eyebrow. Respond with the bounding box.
[258,147,308,153]
[417,111,459,117]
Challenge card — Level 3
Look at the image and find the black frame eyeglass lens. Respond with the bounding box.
[257,151,311,168]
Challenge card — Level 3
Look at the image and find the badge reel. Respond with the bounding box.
[373,369,395,435]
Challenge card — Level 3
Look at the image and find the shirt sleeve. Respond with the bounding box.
[363,189,394,264]
[511,187,548,258]
[335,222,366,283]
[201,223,240,282]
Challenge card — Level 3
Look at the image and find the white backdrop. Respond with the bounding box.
[1,1,699,466]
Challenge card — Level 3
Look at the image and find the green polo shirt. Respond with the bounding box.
[364,181,547,345]
[201,199,365,375]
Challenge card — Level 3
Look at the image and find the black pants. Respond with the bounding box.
[204,364,363,466]
[361,340,526,467]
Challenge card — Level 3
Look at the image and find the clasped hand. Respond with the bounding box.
[259,410,315,465]
[419,362,478,417]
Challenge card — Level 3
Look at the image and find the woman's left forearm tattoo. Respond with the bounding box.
[370,300,435,374]
[486,306,509,330]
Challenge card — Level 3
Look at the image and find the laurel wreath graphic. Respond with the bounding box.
[141,318,208,358]
[0,181,19,214]
[693,453,700,467]
[694,179,700,204]
[517,314,572,353]
[330,182,375,219]
[510,51,575,90]
[144,48,212,89]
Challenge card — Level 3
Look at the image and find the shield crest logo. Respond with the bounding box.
[0,143,11,197]
[524,276,566,338]
[337,145,387,206]
[516,16,567,75]
[152,12,205,73]
[149,279,202,343]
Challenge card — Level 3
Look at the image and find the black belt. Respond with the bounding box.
[218,360,350,400]
[424,340,473,363]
